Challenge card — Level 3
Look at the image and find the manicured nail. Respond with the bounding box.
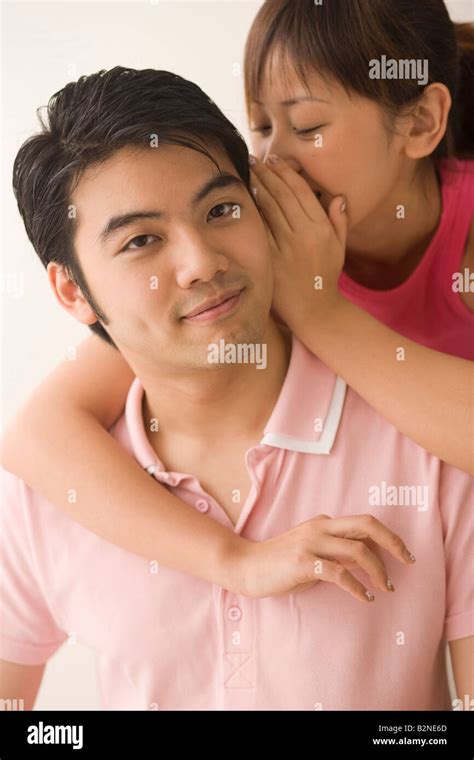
[365,590,375,602]
[249,154,257,166]
[267,153,280,163]
[340,198,346,213]
[404,550,416,563]
[386,579,395,592]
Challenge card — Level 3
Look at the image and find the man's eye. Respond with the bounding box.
[208,202,239,220]
[294,125,324,135]
[123,234,158,251]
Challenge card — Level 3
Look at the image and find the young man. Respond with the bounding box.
[0,68,472,710]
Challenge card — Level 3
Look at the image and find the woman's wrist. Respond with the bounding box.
[285,289,346,351]
[220,534,255,595]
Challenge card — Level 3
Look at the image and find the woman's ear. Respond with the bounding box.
[404,82,452,160]
[47,262,98,326]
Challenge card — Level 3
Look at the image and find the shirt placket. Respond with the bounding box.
[153,445,269,709]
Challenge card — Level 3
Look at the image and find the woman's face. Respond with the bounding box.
[247,52,411,232]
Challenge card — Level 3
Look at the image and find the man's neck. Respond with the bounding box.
[344,160,442,289]
[140,319,292,460]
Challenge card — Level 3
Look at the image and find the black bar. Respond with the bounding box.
[0,710,472,757]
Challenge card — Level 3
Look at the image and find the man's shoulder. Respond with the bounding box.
[0,466,37,547]
[0,465,51,527]
[1,465,31,499]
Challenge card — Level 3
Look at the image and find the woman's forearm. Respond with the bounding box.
[1,334,247,591]
[293,296,473,474]
[1,405,247,592]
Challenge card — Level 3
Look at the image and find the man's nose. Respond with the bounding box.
[175,231,230,288]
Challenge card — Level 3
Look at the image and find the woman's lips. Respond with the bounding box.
[182,290,243,324]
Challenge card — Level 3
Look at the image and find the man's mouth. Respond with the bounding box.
[181,287,244,324]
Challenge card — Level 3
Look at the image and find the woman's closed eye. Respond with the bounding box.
[249,124,325,136]
[294,125,325,135]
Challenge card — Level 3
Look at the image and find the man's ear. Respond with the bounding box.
[47,262,97,325]
[403,82,452,160]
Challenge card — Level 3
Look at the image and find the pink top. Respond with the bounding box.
[1,336,472,710]
[339,159,474,360]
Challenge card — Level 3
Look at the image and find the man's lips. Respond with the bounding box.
[181,288,244,322]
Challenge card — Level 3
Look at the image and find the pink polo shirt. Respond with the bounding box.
[1,335,472,710]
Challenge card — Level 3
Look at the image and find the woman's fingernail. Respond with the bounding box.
[386,579,395,592]
[267,153,280,163]
[404,549,416,563]
[365,590,375,602]
[249,154,257,166]
[340,198,346,213]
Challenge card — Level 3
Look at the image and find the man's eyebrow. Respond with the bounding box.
[191,172,246,205]
[253,95,330,106]
[97,173,246,246]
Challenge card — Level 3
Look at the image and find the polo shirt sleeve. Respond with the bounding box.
[0,467,68,664]
[438,461,474,642]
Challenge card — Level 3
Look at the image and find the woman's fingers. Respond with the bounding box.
[287,513,415,602]
[311,556,375,603]
[315,535,394,593]
[324,514,416,565]
[250,156,347,263]
[250,168,293,240]
[328,194,348,249]
[255,154,329,223]
[250,158,309,233]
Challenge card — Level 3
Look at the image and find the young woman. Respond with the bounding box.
[2,0,473,608]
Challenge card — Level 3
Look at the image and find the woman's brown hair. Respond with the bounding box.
[244,0,474,160]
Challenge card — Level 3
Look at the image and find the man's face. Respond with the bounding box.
[71,143,273,372]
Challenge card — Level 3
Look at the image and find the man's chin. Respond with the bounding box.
[178,319,268,369]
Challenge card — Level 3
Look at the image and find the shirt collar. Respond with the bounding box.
[124,333,347,478]
[260,333,346,455]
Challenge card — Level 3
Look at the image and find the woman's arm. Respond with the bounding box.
[249,155,474,475]
[0,334,416,601]
[0,334,246,590]
[295,296,474,475]
[449,636,474,705]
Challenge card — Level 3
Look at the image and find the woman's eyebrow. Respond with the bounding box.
[253,96,330,106]
[282,95,330,106]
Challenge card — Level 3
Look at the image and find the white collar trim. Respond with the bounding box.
[260,376,347,455]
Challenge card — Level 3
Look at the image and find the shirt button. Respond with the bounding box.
[195,498,210,513]
[228,605,242,622]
